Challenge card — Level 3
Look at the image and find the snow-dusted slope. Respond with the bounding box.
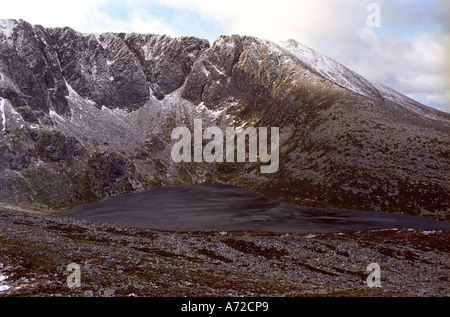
[279,39,382,100]
[279,39,448,122]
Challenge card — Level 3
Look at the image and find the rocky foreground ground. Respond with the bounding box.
[0,209,448,297]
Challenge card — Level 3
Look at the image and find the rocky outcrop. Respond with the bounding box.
[123,33,209,100]
[0,20,70,122]
[47,28,209,110]
[0,19,448,219]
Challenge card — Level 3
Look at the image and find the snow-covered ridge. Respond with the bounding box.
[278,39,382,99]
[278,39,447,121]
[0,263,11,293]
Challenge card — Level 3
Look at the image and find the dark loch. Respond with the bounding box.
[65,185,450,233]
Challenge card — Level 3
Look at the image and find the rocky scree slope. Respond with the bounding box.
[0,19,449,219]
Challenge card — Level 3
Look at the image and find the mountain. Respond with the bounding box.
[0,19,449,220]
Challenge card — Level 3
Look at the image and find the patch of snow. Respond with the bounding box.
[80,31,100,38]
[211,63,226,77]
[201,65,211,77]
[0,269,10,293]
[0,97,6,131]
[210,108,224,118]
[101,105,129,117]
[0,70,21,94]
[0,285,10,292]
[0,19,16,39]
[107,60,114,66]
[279,39,377,97]
[421,230,437,235]
[198,102,207,111]
[375,228,398,231]
[49,109,65,121]
[64,79,78,97]
[93,33,102,43]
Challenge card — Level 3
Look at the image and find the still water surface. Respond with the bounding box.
[65,185,450,233]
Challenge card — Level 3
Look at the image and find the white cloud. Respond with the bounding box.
[152,0,364,43]
[0,0,176,35]
[0,0,101,30]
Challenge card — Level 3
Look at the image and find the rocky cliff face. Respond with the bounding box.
[0,19,448,219]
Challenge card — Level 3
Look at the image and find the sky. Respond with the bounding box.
[0,0,449,113]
